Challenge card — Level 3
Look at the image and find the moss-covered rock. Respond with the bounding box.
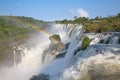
[82,37,90,50]
[49,34,64,49]
[49,34,61,43]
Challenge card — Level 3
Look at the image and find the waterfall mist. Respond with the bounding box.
[0,32,49,80]
[0,23,70,80]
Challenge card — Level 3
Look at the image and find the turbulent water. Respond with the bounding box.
[0,23,70,80]
[39,24,120,80]
[0,23,120,80]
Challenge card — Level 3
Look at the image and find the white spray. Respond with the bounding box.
[0,33,49,80]
[0,23,71,80]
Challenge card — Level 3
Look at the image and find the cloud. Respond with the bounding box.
[71,8,90,18]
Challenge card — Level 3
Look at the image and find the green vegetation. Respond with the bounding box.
[74,36,90,55]
[0,16,47,42]
[0,24,31,41]
[57,13,120,32]
[49,34,61,42]
[82,37,90,50]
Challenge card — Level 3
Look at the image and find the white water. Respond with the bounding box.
[0,23,120,80]
[40,24,120,80]
[61,33,120,80]
[0,39,46,80]
[62,45,120,80]
[41,24,84,80]
[0,23,71,80]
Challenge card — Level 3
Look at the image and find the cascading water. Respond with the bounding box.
[0,23,120,80]
[39,24,120,80]
[62,45,120,80]
[0,23,72,80]
[61,32,120,80]
[64,24,84,68]
[39,24,84,80]
[0,36,48,80]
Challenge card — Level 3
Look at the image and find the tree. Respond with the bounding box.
[95,16,99,20]
[74,16,78,20]
[116,13,120,18]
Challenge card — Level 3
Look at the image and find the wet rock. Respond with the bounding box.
[55,51,66,58]
[56,43,70,58]
[30,74,49,80]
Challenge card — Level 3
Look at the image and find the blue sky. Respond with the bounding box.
[0,0,120,21]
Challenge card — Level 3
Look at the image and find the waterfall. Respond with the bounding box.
[40,24,84,80]
[64,24,84,68]
[62,44,120,80]
[1,23,119,80]
[0,23,75,80]
[0,43,45,80]
[61,32,120,80]
[0,24,51,80]
[13,50,16,67]
[31,26,119,80]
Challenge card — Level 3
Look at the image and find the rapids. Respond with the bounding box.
[0,23,120,80]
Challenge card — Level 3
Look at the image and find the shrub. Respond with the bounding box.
[82,36,90,50]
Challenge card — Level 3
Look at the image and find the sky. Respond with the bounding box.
[0,0,120,21]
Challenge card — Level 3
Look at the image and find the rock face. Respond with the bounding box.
[56,43,70,58]
[29,74,49,80]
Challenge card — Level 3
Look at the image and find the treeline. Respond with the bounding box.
[56,13,120,32]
